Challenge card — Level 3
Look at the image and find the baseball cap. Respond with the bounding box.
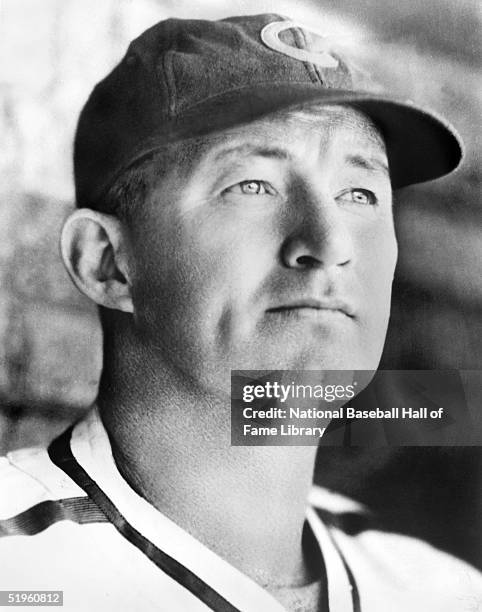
[74,13,463,208]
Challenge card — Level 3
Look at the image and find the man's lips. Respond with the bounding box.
[266,298,355,318]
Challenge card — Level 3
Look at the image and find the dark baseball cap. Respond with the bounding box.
[74,13,463,208]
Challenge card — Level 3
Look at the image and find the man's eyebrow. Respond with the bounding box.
[212,144,291,162]
[345,154,389,175]
[211,145,389,174]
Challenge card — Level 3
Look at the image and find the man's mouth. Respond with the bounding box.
[266,298,355,318]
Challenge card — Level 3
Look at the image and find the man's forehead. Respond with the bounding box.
[189,104,387,166]
[146,104,389,190]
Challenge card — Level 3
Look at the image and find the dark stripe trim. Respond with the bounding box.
[336,550,361,612]
[48,427,240,612]
[304,520,330,612]
[315,509,361,612]
[0,497,108,538]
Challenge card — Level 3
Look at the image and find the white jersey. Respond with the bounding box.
[0,408,480,612]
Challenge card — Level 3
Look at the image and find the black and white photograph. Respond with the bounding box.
[0,1,481,610]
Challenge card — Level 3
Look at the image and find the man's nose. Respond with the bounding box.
[280,184,354,270]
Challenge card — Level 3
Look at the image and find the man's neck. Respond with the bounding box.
[98,346,320,591]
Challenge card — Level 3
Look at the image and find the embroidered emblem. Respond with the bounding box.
[261,20,339,69]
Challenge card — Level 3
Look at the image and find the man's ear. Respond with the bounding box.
[60,208,133,313]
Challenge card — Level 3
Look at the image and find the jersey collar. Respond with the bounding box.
[50,407,355,612]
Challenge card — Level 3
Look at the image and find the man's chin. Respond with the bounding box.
[231,342,381,370]
[184,341,382,397]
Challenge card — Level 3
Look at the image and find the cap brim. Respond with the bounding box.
[167,83,463,189]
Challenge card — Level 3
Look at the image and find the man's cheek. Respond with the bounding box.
[362,229,397,277]
[192,231,273,292]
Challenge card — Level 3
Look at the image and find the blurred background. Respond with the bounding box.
[0,0,480,565]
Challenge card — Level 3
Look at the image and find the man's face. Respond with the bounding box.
[127,105,397,394]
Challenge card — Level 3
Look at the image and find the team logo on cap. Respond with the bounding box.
[261,21,339,69]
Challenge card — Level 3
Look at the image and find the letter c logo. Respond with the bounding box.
[261,21,339,69]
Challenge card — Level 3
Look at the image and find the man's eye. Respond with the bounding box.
[337,188,378,206]
[225,180,275,196]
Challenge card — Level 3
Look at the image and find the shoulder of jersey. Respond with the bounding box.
[310,485,482,609]
[0,444,85,521]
